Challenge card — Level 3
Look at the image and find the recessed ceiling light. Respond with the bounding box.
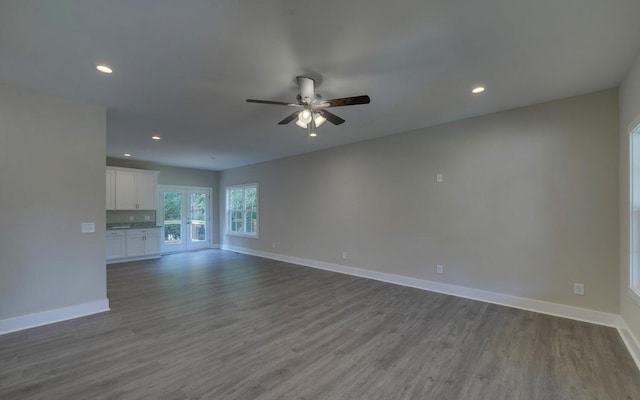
[96,65,113,74]
[123,153,132,157]
[151,136,161,140]
[472,86,485,94]
[309,133,317,137]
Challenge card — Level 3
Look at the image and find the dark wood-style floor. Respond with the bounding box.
[1,250,639,399]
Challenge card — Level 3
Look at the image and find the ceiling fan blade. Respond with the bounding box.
[278,111,300,125]
[324,95,371,107]
[319,110,345,125]
[247,99,300,107]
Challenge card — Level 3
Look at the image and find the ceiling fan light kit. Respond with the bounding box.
[247,76,370,137]
[314,113,326,127]
[298,109,312,124]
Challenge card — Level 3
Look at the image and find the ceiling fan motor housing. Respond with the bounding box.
[296,76,315,104]
[296,93,322,105]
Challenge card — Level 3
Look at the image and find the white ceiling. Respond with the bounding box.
[1,0,639,170]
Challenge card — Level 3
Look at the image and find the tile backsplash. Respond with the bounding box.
[107,210,157,224]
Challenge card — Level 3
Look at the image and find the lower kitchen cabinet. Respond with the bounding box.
[107,227,161,264]
[125,228,161,257]
[106,230,126,260]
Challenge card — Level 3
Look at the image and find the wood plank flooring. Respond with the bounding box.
[1,250,639,399]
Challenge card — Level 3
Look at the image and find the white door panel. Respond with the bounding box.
[159,186,212,254]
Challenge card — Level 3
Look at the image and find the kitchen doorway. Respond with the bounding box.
[159,185,212,253]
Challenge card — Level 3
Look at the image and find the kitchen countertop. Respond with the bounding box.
[107,223,162,230]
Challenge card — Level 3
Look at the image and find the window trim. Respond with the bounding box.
[629,124,640,306]
[225,182,259,238]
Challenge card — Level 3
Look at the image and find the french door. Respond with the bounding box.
[159,185,212,253]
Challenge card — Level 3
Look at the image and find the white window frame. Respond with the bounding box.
[629,124,640,306]
[225,183,259,238]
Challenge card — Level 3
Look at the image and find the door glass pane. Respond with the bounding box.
[190,192,207,242]
[163,191,183,244]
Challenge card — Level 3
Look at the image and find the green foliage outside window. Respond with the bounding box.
[227,185,258,236]
[164,192,182,241]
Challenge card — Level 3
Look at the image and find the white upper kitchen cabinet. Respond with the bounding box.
[106,167,159,210]
[114,169,137,209]
[135,171,157,209]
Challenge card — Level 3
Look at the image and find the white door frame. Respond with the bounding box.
[158,185,212,254]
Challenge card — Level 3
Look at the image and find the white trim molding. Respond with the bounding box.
[222,245,640,368]
[617,318,640,371]
[0,299,110,335]
[222,245,619,326]
[224,182,259,238]
[629,287,640,308]
[107,254,160,265]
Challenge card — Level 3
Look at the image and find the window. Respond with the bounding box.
[630,125,640,304]
[226,183,258,237]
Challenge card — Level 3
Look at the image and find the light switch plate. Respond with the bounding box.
[81,222,95,233]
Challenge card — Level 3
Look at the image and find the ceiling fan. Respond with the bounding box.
[246,76,370,136]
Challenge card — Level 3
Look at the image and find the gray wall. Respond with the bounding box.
[107,158,219,244]
[0,83,107,320]
[106,210,157,225]
[620,51,640,343]
[220,89,619,313]
[107,158,219,187]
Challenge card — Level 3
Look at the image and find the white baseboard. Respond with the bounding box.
[223,245,640,369]
[617,318,640,371]
[107,254,160,264]
[161,247,217,256]
[0,299,110,335]
[222,245,620,327]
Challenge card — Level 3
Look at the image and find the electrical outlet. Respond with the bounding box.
[436,173,443,183]
[144,215,150,221]
[436,265,444,274]
[272,242,276,249]
[342,251,348,259]
[129,216,134,222]
[574,283,585,296]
